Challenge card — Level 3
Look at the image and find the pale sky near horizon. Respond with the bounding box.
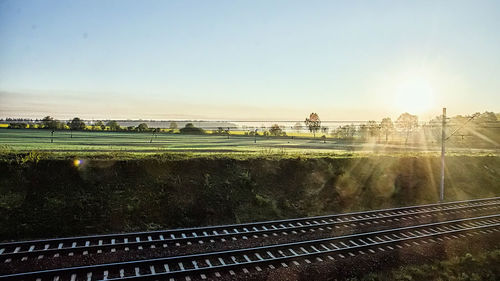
[1,0,499,121]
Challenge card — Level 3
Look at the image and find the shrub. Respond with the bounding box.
[179,123,205,134]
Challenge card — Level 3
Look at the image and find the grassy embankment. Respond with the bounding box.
[350,249,500,281]
[0,152,498,241]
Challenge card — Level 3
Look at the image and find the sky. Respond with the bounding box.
[0,0,499,121]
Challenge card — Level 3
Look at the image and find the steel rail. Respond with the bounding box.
[1,202,497,263]
[2,214,499,281]
[1,198,499,263]
[3,197,497,247]
[0,198,499,260]
[116,221,500,281]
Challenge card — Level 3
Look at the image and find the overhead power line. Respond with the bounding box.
[445,113,481,141]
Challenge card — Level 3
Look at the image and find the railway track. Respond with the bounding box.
[1,197,499,265]
[2,213,499,281]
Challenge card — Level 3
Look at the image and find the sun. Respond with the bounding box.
[393,76,435,114]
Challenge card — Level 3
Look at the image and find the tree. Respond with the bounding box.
[137,123,149,132]
[380,117,394,142]
[150,128,161,143]
[358,124,369,140]
[305,112,321,138]
[68,117,86,131]
[40,116,61,143]
[179,123,205,134]
[106,120,121,131]
[475,111,498,124]
[41,116,54,128]
[367,120,380,139]
[95,121,105,130]
[336,125,356,139]
[169,122,178,130]
[396,113,419,144]
[269,124,282,136]
[41,116,62,130]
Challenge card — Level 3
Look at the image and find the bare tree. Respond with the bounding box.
[367,120,380,140]
[396,113,419,145]
[358,124,369,140]
[380,117,394,142]
[333,125,356,139]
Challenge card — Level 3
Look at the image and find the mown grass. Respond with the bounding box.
[1,128,497,161]
[0,128,347,153]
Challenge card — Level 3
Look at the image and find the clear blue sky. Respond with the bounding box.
[1,0,499,120]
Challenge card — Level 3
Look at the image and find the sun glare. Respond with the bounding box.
[394,76,435,114]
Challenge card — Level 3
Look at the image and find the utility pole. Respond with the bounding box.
[440,108,446,202]
[438,109,479,203]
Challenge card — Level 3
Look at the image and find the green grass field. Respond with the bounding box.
[0,128,354,153]
[0,128,497,157]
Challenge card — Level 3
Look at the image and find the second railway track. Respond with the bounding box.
[1,197,499,267]
[1,213,499,281]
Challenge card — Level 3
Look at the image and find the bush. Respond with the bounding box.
[269,124,282,136]
[180,123,205,134]
[8,123,28,129]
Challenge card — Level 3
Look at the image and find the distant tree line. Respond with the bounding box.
[3,112,498,146]
[315,111,498,146]
[4,116,213,136]
[422,111,499,146]
[4,116,183,133]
